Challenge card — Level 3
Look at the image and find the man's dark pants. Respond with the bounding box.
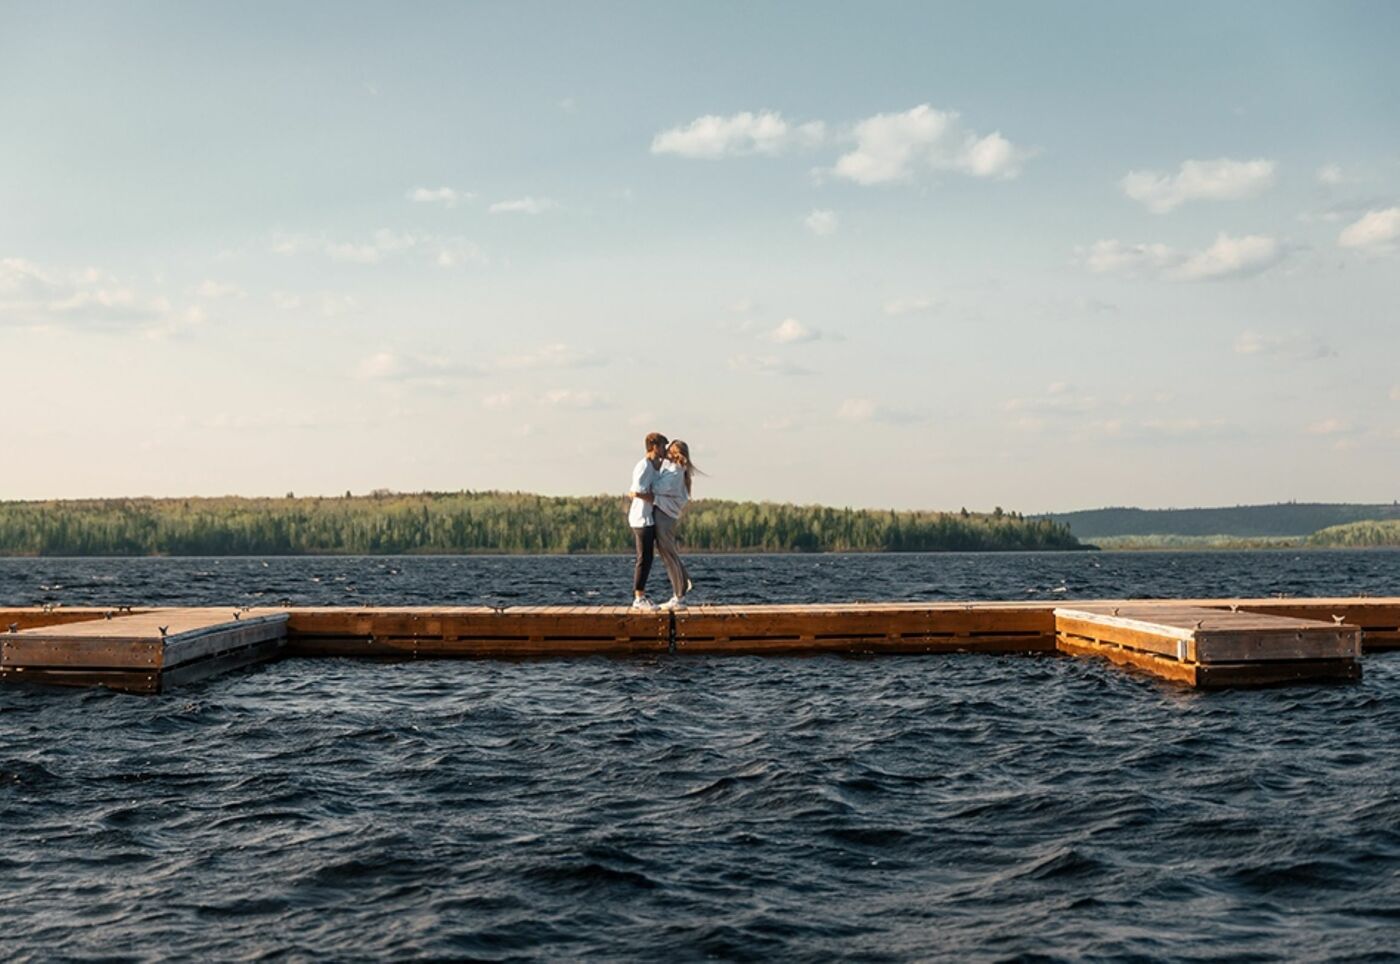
[632,525,655,594]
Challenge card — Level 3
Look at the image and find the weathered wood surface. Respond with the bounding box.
[1,608,287,692]
[1058,634,1361,689]
[673,603,1055,654]
[1055,604,1363,688]
[0,607,151,632]
[1056,605,1361,663]
[0,598,1394,692]
[285,606,670,657]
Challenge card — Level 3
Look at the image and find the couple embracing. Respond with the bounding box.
[628,432,698,611]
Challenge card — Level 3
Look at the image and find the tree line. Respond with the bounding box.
[1307,520,1400,548]
[0,491,1084,556]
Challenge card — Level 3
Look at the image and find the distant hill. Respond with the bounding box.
[1039,503,1400,539]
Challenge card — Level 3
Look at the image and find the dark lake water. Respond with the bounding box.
[3,551,1400,960]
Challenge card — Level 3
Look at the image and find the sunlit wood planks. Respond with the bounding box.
[1,597,1396,693]
[285,606,670,657]
[673,602,1055,654]
[1,607,287,693]
[1055,605,1362,688]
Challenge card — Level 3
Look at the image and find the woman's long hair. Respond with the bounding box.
[669,440,701,495]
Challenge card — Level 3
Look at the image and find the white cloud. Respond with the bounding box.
[833,104,1032,185]
[1136,418,1229,439]
[271,230,482,268]
[1176,233,1285,281]
[1389,385,1400,402]
[1306,417,1350,436]
[356,351,481,385]
[482,392,515,411]
[767,318,819,344]
[407,186,473,208]
[1316,163,1346,186]
[728,354,812,376]
[194,280,246,300]
[542,389,607,409]
[883,296,940,317]
[1233,330,1335,360]
[651,110,825,158]
[1338,207,1400,251]
[838,398,877,421]
[1080,240,1178,276]
[1086,416,1229,441]
[804,209,838,237]
[0,257,188,334]
[1120,158,1275,213]
[496,342,602,371]
[1082,233,1287,282]
[270,291,358,316]
[273,229,415,264]
[1003,383,1099,417]
[836,397,921,424]
[434,239,484,268]
[489,196,558,215]
[326,230,417,263]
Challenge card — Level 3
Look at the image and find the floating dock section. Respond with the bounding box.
[0,598,1396,693]
[1,608,287,693]
[1055,604,1362,688]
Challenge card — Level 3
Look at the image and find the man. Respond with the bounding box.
[627,432,668,610]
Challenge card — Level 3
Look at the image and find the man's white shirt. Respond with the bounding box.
[629,458,658,527]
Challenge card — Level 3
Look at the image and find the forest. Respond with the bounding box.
[1307,520,1400,548]
[0,491,1083,556]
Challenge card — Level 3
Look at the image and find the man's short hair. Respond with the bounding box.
[645,432,669,451]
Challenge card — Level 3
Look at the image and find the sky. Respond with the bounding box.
[2,1,1398,512]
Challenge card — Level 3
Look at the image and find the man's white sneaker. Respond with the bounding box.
[661,595,686,611]
[631,596,658,611]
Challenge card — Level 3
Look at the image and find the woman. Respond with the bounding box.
[652,439,698,610]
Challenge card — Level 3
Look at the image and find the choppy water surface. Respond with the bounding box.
[3,551,1400,960]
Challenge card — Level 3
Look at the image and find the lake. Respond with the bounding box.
[2,551,1398,959]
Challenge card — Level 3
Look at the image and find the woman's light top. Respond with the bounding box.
[653,460,689,519]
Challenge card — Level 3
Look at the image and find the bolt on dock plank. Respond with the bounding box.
[1055,605,1362,687]
[1,608,287,694]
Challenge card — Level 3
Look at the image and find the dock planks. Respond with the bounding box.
[2,607,287,693]
[1055,604,1362,687]
[0,597,1396,692]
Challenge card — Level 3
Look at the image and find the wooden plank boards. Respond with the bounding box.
[673,602,1055,654]
[0,598,1392,692]
[0,607,150,632]
[284,606,669,657]
[1,607,287,692]
[1054,604,1362,687]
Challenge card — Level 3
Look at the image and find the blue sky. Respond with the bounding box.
[2,1,1397,510]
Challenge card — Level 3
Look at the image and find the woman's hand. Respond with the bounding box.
[629,491,655,503]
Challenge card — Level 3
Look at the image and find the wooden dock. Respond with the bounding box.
[2,608,287,693]
[0,598,1396,693]
[1055,605,1362,688]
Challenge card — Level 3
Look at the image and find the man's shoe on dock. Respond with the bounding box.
[631,596,658,612]
[661,596,687,611]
